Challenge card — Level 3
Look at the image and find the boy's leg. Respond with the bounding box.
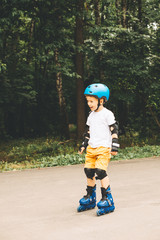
[84,146,96,187]
[95,147,111,189]
[101,176,110,188]
[87,176,96,187]
[77,146,97,212]
[95,147,115,216]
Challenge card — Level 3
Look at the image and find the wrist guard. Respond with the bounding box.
[79,130,90,151]
[111,138,120,152]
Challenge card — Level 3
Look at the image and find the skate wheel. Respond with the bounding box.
[77,202,96,212]
[96,209,104,216]
[96,206,115,216]
[77,205,85,212]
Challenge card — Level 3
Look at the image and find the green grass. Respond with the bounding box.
[0,137,160,172]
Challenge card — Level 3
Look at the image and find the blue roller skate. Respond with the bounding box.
[96,186,115,216]
[77,185,96,212]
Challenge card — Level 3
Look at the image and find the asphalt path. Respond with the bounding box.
[0,157,160,240]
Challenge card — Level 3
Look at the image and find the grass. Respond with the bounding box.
[0,137,160,172]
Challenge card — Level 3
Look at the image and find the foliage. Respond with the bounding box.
[83,0,160,137]
[0,137,77,162]
[0,0,160,140]
[0,137,160,172]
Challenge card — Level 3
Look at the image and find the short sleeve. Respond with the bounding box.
[86,111,92,126]
[86,116,90,126]
[107,111,116,126]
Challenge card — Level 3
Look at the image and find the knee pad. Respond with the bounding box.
[95,168,107,180]
[84,168,95,180]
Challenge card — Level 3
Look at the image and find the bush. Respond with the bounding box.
[0,137,160,172]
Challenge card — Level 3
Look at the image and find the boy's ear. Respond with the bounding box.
[100,98,104,105]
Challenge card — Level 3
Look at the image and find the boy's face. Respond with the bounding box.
[85,96,99,111]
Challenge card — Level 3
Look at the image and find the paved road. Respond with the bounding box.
[0,157,160,240]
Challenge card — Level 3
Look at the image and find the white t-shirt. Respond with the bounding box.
[86,107,116,148]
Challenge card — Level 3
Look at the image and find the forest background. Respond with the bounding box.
[0,0,160,170]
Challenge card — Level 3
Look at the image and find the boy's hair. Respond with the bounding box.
[85,95,106,104]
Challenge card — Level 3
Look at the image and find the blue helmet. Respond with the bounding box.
[84,83,110,101]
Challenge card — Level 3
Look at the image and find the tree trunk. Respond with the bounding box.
[138,0,142,22]
[94,0,104,82]
[27,19,34,64]
[122,0,127,28]
[116,0,121,25]
[75,0,86,139]
[94,0,101,25]
[148,106,160,128]
[54,49,70,139]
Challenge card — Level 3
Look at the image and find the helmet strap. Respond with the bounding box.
[95,99,101,111]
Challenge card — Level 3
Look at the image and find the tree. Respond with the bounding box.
[0,0,160,141]
[75,0,86,139]
[55,49,70,138]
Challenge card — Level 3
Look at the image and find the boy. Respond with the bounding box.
[77,83,119,216]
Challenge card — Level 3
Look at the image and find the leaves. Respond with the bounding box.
[0,138,160,172]
[0,0,160,139]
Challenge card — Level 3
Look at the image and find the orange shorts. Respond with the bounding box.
[85,145,111,171]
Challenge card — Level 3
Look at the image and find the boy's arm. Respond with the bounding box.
[78,125,90,154]
[109,122,120,155]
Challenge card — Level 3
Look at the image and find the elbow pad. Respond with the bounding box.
[109,122,119,136]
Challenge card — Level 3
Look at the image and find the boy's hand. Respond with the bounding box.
[78,147,85,154]
[111,151,118,156]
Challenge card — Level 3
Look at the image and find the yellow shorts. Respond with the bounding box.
[85,145,111,171]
